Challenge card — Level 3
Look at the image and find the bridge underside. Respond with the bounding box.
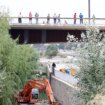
[9,23,105,44]
[9,29,83,44]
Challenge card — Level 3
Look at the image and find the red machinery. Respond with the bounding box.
[16,79,60,105]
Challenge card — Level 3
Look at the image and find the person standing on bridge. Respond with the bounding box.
[92,14,95,24]
[29,11,32,23]
[53,13,57,24]
[35,12,39,24]
[79,13,83,24]
[73,13,77,24]
[52,62,56,75]
[18,12,22,23]
[57,14,61,24]
[47,14,50,24]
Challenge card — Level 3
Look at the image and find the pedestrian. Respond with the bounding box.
[57,14,61,24]
[43,21,45,24]
[35,12,39,24]
[47,14,50,24]
[52,63,56,75]
[79,13,83,24]
[73,13,76,24]
[65,20,68,24]
[29,11,32,23]
[53,13,57,24]
[18,12,22,23]
[92,14,95,24]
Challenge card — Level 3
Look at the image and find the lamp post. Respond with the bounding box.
[88,0,91,24]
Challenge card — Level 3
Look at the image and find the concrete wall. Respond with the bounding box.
[51,76,84,105]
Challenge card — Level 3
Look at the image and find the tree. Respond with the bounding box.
[45,44,58,58]
[67,26,105,104]
[0,10,39,105]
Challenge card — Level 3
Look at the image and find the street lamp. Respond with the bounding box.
[88,0,91,24]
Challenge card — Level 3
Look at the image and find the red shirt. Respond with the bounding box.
[29,12,32,18]
[74,13,76,19]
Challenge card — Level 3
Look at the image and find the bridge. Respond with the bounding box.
[9,17,105,44]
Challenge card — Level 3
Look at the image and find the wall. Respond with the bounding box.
[51,76,84,105]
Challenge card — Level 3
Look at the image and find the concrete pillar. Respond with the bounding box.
[24,30,29,44]
[41,30,47,43]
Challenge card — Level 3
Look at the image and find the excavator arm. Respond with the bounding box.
[44,79,56,104]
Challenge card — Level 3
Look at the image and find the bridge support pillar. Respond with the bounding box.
[41,30,47,43]
[24,30,29,44]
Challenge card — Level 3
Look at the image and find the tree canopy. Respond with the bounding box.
[68,26,105,104]
[45,44,58,58]
[0,11,39,105]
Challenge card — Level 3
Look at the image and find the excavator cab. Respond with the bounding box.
[31,88,39,99]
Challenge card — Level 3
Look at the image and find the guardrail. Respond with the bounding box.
[9,17,105,25]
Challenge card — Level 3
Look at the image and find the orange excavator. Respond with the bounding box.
[16,79,60,105]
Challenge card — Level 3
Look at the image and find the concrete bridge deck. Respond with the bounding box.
[10,23,105,30]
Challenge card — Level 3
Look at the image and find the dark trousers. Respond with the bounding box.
[47,19,50,24]
[36,18,38,24]
[54,18,56,24]
[18,18,22,23]
[52,68,54,75]
[74,19,76,24]
[80,19,83,24]
[29,18,32,23]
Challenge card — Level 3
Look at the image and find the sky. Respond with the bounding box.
[0,0,105,18]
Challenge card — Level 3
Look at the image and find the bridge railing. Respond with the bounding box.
[9,17,105,25]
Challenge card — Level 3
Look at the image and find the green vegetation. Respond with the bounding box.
[68,27,105,104]
[45,45,58,58]
[39,90,48,99]
[0,12,39,105]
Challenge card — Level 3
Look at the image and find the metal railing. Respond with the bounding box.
[9,17,105,25]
